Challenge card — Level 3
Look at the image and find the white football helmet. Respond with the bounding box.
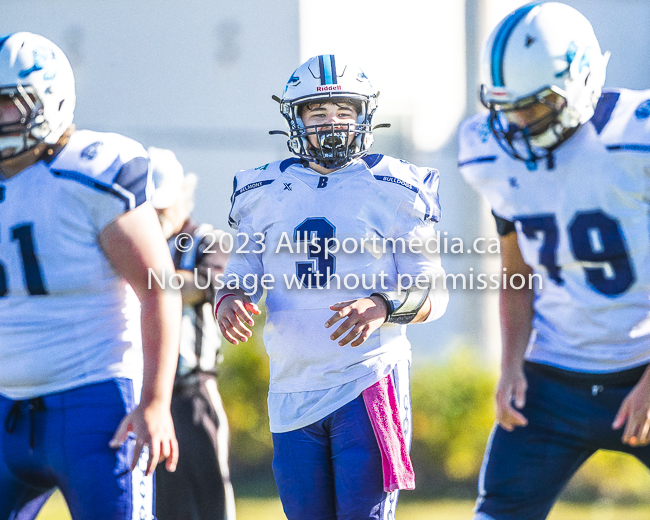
[0,32,75,159]
[149,147,185,210]
[274,55,382,169]
[480,2,609,168]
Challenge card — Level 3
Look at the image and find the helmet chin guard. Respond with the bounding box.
[272,55,385,169]
[479,3,609,168]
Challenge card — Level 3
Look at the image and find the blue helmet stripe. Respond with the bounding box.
[491,3,539,87]
[329,55,337,84]
[318,55,326,85]
[0,33,15,53]
[318,54,335,85]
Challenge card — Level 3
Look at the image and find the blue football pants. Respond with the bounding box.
[474,362,650,520]
[271,362,411,520]
[0,379,154,520]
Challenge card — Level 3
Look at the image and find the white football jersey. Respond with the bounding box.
[0,130,152,399]
[225,155,446,399]
[459,88,650,373]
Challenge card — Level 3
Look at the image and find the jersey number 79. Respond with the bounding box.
[516,209,635,297]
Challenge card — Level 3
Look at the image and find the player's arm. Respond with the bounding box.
[327,225,449,347]
[497,231,534,431]
[326,287,438,347]
[216,217,264,344]
[612,147,650,445]
[101,202,182,475]
[613,364,650,446]
[214,287,261,345]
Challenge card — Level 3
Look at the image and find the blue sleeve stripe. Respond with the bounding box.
[228,177,274,228]
[232,179,275,200]
[373,175,419,193]
[591,91,620,135]
[606,144,650,153]
[458,156,497,168]
[51,169,132,210]
[112,157,149,207]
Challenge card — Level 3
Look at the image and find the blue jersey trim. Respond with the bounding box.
[591,91,620,135]
[606,144,650,153]
[112,157,149,207]
[423,169,437,185]
[458,156,498,168]
[491,4,539,87]
[362,154,383,169]
[373,175,418,193]
[229,175,238,204]
[280,157,302,172]
[228,174,276,228]
[232,179,275,199]
[51,169,131,209]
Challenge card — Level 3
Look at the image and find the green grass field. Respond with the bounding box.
[36,491,650,520]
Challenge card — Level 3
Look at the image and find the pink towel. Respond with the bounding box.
[362,374,415,492]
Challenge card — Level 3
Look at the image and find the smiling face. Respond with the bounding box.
[297,100,361,173]
[299,100,359,149]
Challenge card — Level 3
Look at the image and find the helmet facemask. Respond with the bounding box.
[0,85,48,160]
[482,85,573,167]
[282,94,377,169]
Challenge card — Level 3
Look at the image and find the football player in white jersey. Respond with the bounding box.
[0,33,181,519]
[458,3,650,520]
[215,55,449,519]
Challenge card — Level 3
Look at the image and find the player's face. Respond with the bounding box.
[501,91,565,137]
[0,95,21,125]
[0,95,26,160]
[301,101,359,149]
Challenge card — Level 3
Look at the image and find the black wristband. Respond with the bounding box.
[370,292,394,322]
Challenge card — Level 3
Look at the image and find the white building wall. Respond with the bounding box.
[1,0,300,229]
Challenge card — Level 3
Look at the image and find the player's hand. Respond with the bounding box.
[495,368,528,431]
[216,295,261,345]
[325,295,387,347]
[612,373,650,446]
[109,400,178,476]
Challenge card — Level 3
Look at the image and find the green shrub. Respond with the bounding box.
[409,347,496,497]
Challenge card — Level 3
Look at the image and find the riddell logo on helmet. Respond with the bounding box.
[316,85,342,92]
